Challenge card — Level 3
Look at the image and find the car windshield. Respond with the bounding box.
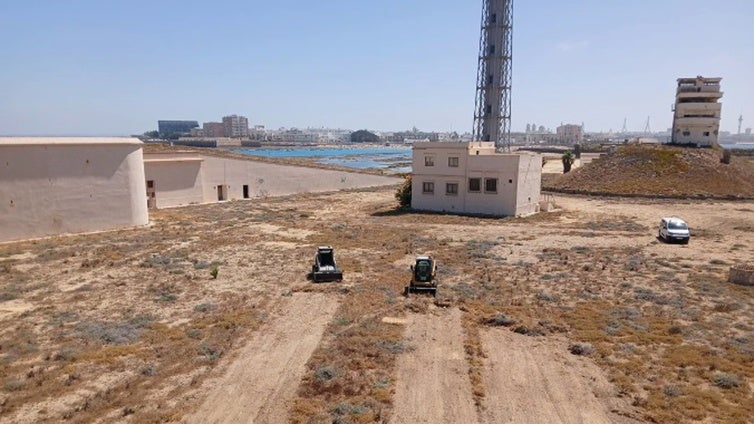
[668,222,687,230]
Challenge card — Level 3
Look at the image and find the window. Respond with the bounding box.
[508,179,513,184]
[146,180,154,189]
[485,178,498,193]
[682,131,690,136]
[424,156,434,167]
[422,182,434,194]
[446,183,458,195]
[703,131,710,137]
[469,178,481,192]
[448,157,459,167]
[489,44,495,55]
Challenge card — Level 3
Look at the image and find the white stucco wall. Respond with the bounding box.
[144,156,204,208]
[411,142,541,217]
[142,152,401,208]
[0,138,149,243]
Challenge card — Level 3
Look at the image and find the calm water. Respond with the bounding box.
[232,146,413,173]
[721,143,754,150]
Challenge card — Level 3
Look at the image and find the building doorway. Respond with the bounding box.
[243,184,250,199]
[217,185,227,201]
[146,180,156,209]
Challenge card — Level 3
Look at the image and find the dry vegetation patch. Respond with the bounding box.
[546,145,754,198]
[2,185,753,423]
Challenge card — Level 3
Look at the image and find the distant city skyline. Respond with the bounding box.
[1,0,752,136]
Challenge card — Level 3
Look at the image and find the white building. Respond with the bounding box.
[0,138,149,243]
[222,115,250,138]
[143,151,399,209]
[411,142,541,217]
[671,76,723,146]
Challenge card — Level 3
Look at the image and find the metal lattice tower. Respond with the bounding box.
[739,114,744,135]
[473,0,513,152]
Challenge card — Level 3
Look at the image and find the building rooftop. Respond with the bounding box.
[0,137,142,146]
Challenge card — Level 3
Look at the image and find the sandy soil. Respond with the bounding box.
[391,307,478,424]
[187,293,338,424]
[480,329,630,424]
[1,184,752,423]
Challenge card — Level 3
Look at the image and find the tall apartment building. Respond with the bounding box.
[556,124,584,144]
[222,115,249,138]
[671,76,723,147]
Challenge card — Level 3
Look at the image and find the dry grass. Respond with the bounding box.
[2,185,753,423]
[546,144,754,198]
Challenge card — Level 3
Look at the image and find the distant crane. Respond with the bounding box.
[621,118,628,133]
[643,116,652,134]
[473,0,513,152]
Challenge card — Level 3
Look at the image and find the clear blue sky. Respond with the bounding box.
[1,0,752,136]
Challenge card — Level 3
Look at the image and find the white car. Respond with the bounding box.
[658,217,690,244]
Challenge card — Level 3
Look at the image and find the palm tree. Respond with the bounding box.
[562,151,575,173]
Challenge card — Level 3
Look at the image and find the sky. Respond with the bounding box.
[0,0,752,136]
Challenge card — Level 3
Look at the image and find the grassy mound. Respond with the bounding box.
[545,145,754,198]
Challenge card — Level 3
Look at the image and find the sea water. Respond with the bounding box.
[231,146,413,173]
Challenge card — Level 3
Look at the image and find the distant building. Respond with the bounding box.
[411,141,541,217]
[222,115,249,138]
[671,76,723,147]
[158,120,199,137]
[0,138,149,242]
[203,122,225,138]
[556,124,584,144]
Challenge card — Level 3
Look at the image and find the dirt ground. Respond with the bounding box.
[1,185,753,423]
[390,308,477,424]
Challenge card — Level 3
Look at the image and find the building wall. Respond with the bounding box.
[158,120,199,136]
[142,152,400,208]
[222,115,249,138]
[410,142,541,216]
[0,138,149,243]
[672,77,723,146]
[203,122,225,138]
[144,158,204,208]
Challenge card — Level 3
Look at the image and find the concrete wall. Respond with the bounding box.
[411,142,541,216]
[144,158,204,208]
[0,138,149,243]
[142,152,401,208]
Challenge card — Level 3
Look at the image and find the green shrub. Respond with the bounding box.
[395,175,412,208]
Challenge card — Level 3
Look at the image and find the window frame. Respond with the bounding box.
[448,157,459,168]
[422,181,435,194]
[445,182,459,196]
[424,155,435,167]
[468,178,481,193]
[484,178,498,194]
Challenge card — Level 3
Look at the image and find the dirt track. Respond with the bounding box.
[2,185,752,423]
[391,307,478,424]
[187,293,338,424]
[480,329,624,424]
